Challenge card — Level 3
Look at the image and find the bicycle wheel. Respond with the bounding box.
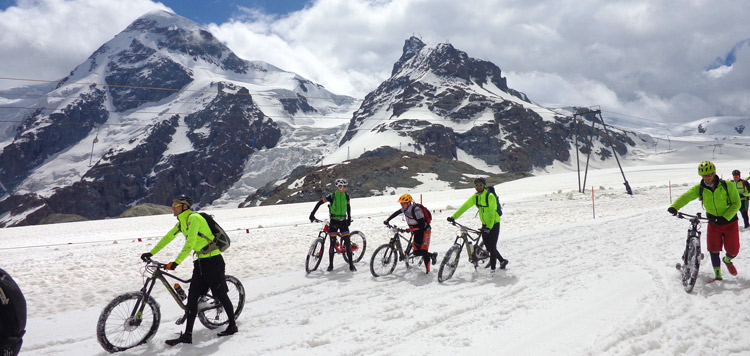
[438,245,461,283]
[682,237,701,293]
[305,238,325,273]
[96,291,161,353]
[473,241,491,269]
[345,231,367,263]
[198,275,246,329]
[370,244,398,277]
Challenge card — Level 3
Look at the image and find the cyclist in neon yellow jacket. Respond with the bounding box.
[731,169,750,229]
[140,195,237,346]
[668,161,741,280]
[447,177,508,273]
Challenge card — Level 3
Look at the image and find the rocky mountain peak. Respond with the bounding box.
[391,36,427,75]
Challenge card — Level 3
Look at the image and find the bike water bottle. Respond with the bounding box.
[174,283,187,300]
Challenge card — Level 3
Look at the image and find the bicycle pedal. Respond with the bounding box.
[675,263,682,271]
[175,315,186,325]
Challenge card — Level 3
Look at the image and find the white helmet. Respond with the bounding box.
[335,178,348,187]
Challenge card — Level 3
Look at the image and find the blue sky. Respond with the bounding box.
[156,0,310,24]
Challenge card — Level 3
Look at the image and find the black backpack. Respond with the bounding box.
[476,186,503,217]
[0,268,26,355]
[180,212,231,253]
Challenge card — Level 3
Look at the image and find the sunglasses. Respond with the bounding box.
[337,185,348,188]
[171,203,182,208]
[475,184,485,187]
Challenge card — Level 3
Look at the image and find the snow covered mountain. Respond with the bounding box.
[2,13,748,227]
[327,37,642,174]
[0,11,358,226]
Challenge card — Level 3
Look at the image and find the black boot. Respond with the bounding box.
[166,332,192,346]
[218,324,238,337]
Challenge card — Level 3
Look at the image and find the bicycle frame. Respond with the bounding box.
[133,262,190,320]
[675,212,707,293]
[450,222,484,266]
[385,225,414,263]
[315,220,358,254]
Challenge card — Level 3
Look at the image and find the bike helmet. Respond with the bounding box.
[173,194,193,208]
[697,161,715,176]
[335,178,348,187]
[732,169,741,176]
[474,177,486,184]
[397,194,413,203]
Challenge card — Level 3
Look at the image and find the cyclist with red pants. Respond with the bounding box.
[668,161,741,280]
[384,194,438,274]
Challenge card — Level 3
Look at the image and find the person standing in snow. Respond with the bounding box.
[668,161,741,281]
[384,194,438,274]
[732,169,750,229]
[0,268,25,356]
[140,195,237,346]
[447,177,508,274]
[309,178,356,272]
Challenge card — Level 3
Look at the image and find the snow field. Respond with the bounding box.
[2,162,750,355]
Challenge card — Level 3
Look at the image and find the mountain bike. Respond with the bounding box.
[96,260,245,353]
[674,212,707,293]
[438,221,491,283]
[369,224,423,277]
[305,219,367,273]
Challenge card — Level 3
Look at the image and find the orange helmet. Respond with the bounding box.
[397,194,413,203]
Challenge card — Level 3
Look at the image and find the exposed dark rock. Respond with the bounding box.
[241,150,528,207]
[0,88,108,191]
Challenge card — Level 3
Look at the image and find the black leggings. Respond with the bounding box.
[328,220,353,267]
[184,255,235,334]
[482,223,504,269]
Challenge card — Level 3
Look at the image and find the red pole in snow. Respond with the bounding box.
[669,180,672,203]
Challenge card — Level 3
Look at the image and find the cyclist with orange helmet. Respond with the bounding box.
[383,194,438,274]
[668,161,741,280]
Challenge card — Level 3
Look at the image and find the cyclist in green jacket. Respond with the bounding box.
[309,178,356,272]
[668,162,741,280]
[731,169,750,229]
[447,177,508,274]
[140,195,237,346]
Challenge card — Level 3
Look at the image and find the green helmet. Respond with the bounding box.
[697,161,715,176]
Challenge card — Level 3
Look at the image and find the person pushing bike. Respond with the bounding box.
[383,194,438,274]
[447,177,508,274]
[731,169,750,229]
[668,161,741,281]
[309,178,356,272]
[140,194,237,346]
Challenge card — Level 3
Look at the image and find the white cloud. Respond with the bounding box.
[1,0,748,124]
[0,0,168,88]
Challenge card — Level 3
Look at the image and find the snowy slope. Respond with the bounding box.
[3,159,750,355]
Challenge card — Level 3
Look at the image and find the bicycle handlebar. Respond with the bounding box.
[676,212,709,221]
[384,224,410,233]
[449,221,481,234]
